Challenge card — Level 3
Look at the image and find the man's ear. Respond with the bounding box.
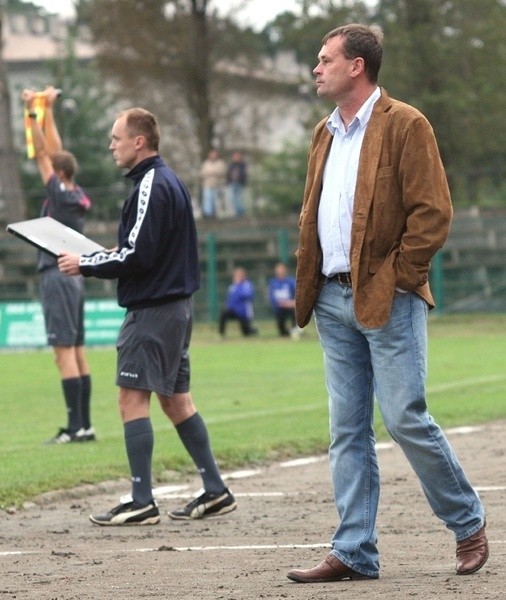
[350,56,365,78]
[134,135,146,151]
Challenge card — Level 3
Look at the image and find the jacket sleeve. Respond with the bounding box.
[394,115,453,291]
[80,172,172,279]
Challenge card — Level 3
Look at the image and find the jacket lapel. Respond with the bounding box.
[354,90,391,221]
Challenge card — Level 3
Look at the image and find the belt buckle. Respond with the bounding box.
[336,272,351,286]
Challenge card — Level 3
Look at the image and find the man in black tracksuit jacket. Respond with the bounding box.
[79,154,199,308]
[59,108,237,525]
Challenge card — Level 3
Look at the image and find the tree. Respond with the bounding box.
[50,38,122,218]
[0,9,26,222]
[20,35,122,219]
[261,0,506,207]
[80,0,266,179]
[257,138,310,215]
[254,1,373,214]
[261,0,372,72]
[376,0,506,204]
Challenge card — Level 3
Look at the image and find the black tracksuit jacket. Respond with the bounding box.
[80,156,200,310]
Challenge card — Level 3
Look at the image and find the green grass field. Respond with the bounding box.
[1,313,506,509]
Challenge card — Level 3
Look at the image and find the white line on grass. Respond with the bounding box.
[0,551,39,556]
[0,544,331,557]
[52,375,503,446]
[427,374,506,394]
[137,543,331,553]
[2,539,506,558]
[152,429,485,499]
[3,419,502,560]
[139,538,506,552]
[445,426,484,435]
[185,374,506,426]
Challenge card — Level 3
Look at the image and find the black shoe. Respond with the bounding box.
[90,501,160,526]
[168,488,237,520]
[44,428,85,445]
[79,427,97,442]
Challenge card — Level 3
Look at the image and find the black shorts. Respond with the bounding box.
[116,298,192,396]
[40,267,85,346]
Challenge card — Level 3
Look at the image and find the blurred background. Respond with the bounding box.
[1,0,505,347]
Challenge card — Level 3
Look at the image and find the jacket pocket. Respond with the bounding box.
[376,165,394,179]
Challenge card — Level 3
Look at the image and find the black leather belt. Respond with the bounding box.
[327,272,352,286]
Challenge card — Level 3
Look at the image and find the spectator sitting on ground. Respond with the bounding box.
[268,262,297,337]
[219,267,258,337]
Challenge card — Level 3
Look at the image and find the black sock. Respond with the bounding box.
[80,374,92,429]
[175,413,225,495]
[61,377,82,433]
[124,418,154,506]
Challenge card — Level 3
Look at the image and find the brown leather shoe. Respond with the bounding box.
[456,525,489,575]
[287,554,375,583]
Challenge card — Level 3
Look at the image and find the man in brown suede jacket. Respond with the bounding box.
[288,23,488,585]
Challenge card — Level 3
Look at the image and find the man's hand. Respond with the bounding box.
[44,86,60,108]
[21,88,36,110]
[58,252,81,276]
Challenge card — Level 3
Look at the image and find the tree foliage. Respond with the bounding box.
[261,0,372,71]
[262,0,506,207]
[20,37,121,219]
[257,139,310,215]
[0,9,25,222]
[65,0,506,211]
[376,0,506,204]
[80,0,266,171]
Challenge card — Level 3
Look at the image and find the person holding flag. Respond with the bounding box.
[22,86,95,444]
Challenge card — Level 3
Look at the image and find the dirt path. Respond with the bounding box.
[1,420,504,599]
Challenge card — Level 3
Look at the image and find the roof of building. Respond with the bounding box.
[2,11,94,62]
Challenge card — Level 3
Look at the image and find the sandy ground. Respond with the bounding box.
[1,420,504,600]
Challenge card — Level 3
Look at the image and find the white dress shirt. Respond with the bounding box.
[318,87,380,276]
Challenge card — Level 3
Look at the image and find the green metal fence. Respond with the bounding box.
[1,209,506,348]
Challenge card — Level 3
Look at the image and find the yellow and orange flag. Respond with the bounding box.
[24,93,47,158]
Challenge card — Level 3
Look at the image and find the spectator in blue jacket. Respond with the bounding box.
[219,267,258,337]
[268,262,296,337]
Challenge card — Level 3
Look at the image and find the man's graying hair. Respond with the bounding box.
[120,107,160,152]
[323,23,384,83]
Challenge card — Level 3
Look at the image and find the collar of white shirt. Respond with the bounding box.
[326,86,381,136]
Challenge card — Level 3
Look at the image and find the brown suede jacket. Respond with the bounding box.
[295,89,453,329]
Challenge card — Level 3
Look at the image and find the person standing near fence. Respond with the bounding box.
[288,24,488,584]
[22,86,95,445]
[226,151,247,217]
[200,148,227,218]
[58,108,236,525]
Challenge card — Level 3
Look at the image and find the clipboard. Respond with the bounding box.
[6,216,104,257]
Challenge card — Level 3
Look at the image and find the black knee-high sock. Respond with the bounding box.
[124,418,154,506]
[61,377,82,433]
[80,374,92,429]
[175,413,225,495]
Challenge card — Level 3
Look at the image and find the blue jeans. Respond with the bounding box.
[202,187,218,218]
[314,280,485,578]
[228,182,245,217]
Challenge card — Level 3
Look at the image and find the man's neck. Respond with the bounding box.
[338,84,377,129]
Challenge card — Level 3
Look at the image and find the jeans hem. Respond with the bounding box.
[454,518,486,542]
